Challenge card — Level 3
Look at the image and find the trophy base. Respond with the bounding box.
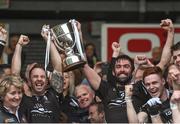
[63,61,86,72]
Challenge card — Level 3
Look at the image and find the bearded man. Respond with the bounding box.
[82,41,150,123]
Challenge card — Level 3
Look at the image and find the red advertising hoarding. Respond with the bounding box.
[101,24,180,61]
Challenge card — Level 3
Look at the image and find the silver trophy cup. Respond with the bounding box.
[51,19,86,72]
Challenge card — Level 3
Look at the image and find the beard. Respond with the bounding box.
[115,73,133,85]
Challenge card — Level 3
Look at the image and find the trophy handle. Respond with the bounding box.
[70,19,86,61]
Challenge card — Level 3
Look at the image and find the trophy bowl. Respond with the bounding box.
[51,20,86,72]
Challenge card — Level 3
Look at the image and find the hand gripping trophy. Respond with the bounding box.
[44,19,86,72]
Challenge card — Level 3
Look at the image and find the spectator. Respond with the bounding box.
[62,71,75,100]
[85,43,99,68]
[59,71,80,123]
[0,75,26,123]
[0,26,10,82]
[88,102,106,123]
[151,46,162,65]
[0,64,11,81]
[0,26,7,59]
[74,84,95,123]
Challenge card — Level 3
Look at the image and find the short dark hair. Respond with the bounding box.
[0,64,11,77]
[171,41,180,53]
[90,102,104,113]
[29,63,46,78]
[143,66,163,82]
[85,43,98,57]
[113,54,135,72]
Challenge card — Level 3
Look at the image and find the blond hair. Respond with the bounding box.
[0,75,23,98]
[74,84,95,97]
[68,71,75,96]
[63,71,75,96]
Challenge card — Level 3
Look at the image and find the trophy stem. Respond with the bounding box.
[65,47,74,56]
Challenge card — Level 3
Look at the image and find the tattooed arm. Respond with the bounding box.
[48,70,64,94]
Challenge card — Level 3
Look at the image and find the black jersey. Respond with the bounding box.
[60,95,80,123]
[0,105,26,123]
[96,80,149,123]
[20,88,62,123]
[141,93,172,123]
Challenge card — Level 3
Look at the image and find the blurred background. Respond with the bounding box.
[0,0,180,70]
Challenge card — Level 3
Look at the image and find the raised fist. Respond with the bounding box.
[134,55,154,69]
[0,26,7,43]
[160,18,174,32]
[41,24,50,41]
[18,35,30,46]
[112,42,121,53]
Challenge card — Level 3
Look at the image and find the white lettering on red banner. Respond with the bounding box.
[101,24,180,61]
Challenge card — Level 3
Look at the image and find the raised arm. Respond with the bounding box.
[0,26,7,58]
[125,85,139,123]
[73,21,101,90]
[11,35,30,75]
[133,55,154,82]
[83,64,101,90]
[157,19,174,71]
[112,42,121,58]
[50,42,63,73]
[83,42,122,90]
[41,24,62,73]
[41,25,63,93]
